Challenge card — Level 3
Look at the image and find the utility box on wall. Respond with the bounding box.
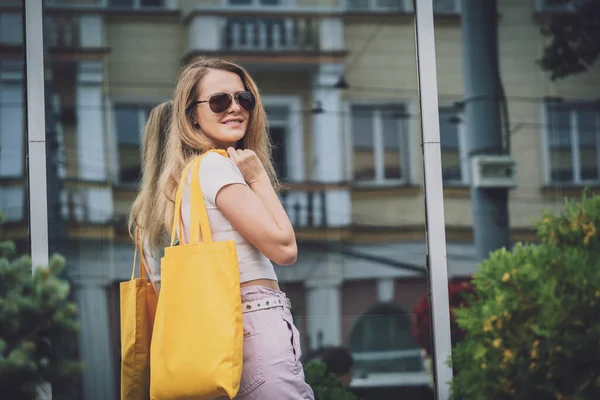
[471,155,517,189]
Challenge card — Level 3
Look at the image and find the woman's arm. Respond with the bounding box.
[214,149,297,266]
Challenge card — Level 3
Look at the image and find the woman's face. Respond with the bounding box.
[192,69,251,149]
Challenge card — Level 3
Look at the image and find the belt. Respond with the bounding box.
[242,296,291,314]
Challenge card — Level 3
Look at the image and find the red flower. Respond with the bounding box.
[411,278,475,357]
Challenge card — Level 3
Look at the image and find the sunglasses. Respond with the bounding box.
[190,91,256,114]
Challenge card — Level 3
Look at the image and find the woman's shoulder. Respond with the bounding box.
[197,151,247,203]
[199,151,237,171]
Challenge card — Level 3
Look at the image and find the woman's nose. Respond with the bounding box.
[228,97,241,112]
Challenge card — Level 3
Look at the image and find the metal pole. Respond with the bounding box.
[23,0,52,398]
[24,0,49,269]
[461,0,511,261]
[413,1,453,399]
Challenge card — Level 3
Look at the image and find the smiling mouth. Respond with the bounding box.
[223,119,243,125]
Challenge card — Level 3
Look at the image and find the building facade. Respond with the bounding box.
[1,0,599,398]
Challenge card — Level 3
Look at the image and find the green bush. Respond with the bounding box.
[451,194,600,400]
[0,232,82,399]
[304,359,358,400]
[536,191,599,251]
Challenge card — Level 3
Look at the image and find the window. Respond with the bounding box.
[536,0,585,12]
[351,104,408,184]
[439,106,465,184]
[346,0,458,13]
[432,0,460,13]
[545,103,600,184]
[108,0,164,9]
[0,13,23,45]
[114,105,151,183]
[265,105,290,180]
[346,0,406,11]
[228,0,281,5]
[350,304,424,376]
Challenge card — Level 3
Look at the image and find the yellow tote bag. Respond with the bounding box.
[150,150,243,400]
[120,233,159,400]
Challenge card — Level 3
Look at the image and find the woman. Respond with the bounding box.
[128,100,172,294]
[143,57,315,400]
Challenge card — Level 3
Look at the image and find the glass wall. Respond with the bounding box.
[434,1,600,399]
[27,0,459,399]
[13,0,600,398]
[0,1,28,256]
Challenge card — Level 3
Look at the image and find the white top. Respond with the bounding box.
[144,152,278,293]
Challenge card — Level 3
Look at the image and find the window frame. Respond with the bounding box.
[105,0,169,10]
[348,303,430,388]
[542,101,600,185]
[343,0,460,14]
[262,95,305,182]
[346,100,412,187]
[438,103,468,186]
[222,0,295,7]
[535,0,582,13]
[112,103,152,186]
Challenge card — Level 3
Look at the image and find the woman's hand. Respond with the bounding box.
[218,147,298,265]
[227,147,268,186]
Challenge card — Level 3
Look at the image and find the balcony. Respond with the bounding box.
[62,181,114,225]
[46,13,84,49]
[279,182,351,240]
[185,8,346,66]
[110,180,350,242]
[0,178,114,242]
[280,187,328,228]
[0,8,105,55]
[224,16,318,52]
[45,10,105,55]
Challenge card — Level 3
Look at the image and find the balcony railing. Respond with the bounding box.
[45,10,104,50]
[61,182,114,224]
[187,10,343,56]
[278,182,351,229]
[280,188,327,228]
[224,16,318,51]
[46,14,81,49]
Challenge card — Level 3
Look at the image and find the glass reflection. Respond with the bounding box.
[436,0,600,399]
[0,4,27,235]
[35,0,446,398]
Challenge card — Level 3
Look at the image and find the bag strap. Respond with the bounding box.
[131,228,148,280]
[170,158,196,246]
[169,149,228,246]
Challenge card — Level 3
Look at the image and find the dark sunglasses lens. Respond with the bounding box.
[237,92,256,111]
[209,94,232,113]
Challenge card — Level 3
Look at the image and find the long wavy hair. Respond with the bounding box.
[128,100,172,253]
[146,57,277,251]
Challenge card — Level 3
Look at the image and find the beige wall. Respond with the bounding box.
[342,0,600,229]
[105,19,184,101]
[179,0,221,15]
[96,0,600,230]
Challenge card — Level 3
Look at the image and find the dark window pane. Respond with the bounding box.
[548,106,573,182]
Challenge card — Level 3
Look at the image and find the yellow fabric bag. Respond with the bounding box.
[120,233,159,400]
[150,150,243,400]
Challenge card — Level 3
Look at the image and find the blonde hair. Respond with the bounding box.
[128,100,172,253]
[144,56,278,251]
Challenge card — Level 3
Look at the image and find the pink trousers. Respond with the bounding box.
[221,285,315,400]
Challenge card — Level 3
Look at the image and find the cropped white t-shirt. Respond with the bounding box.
[143,152,278,293]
